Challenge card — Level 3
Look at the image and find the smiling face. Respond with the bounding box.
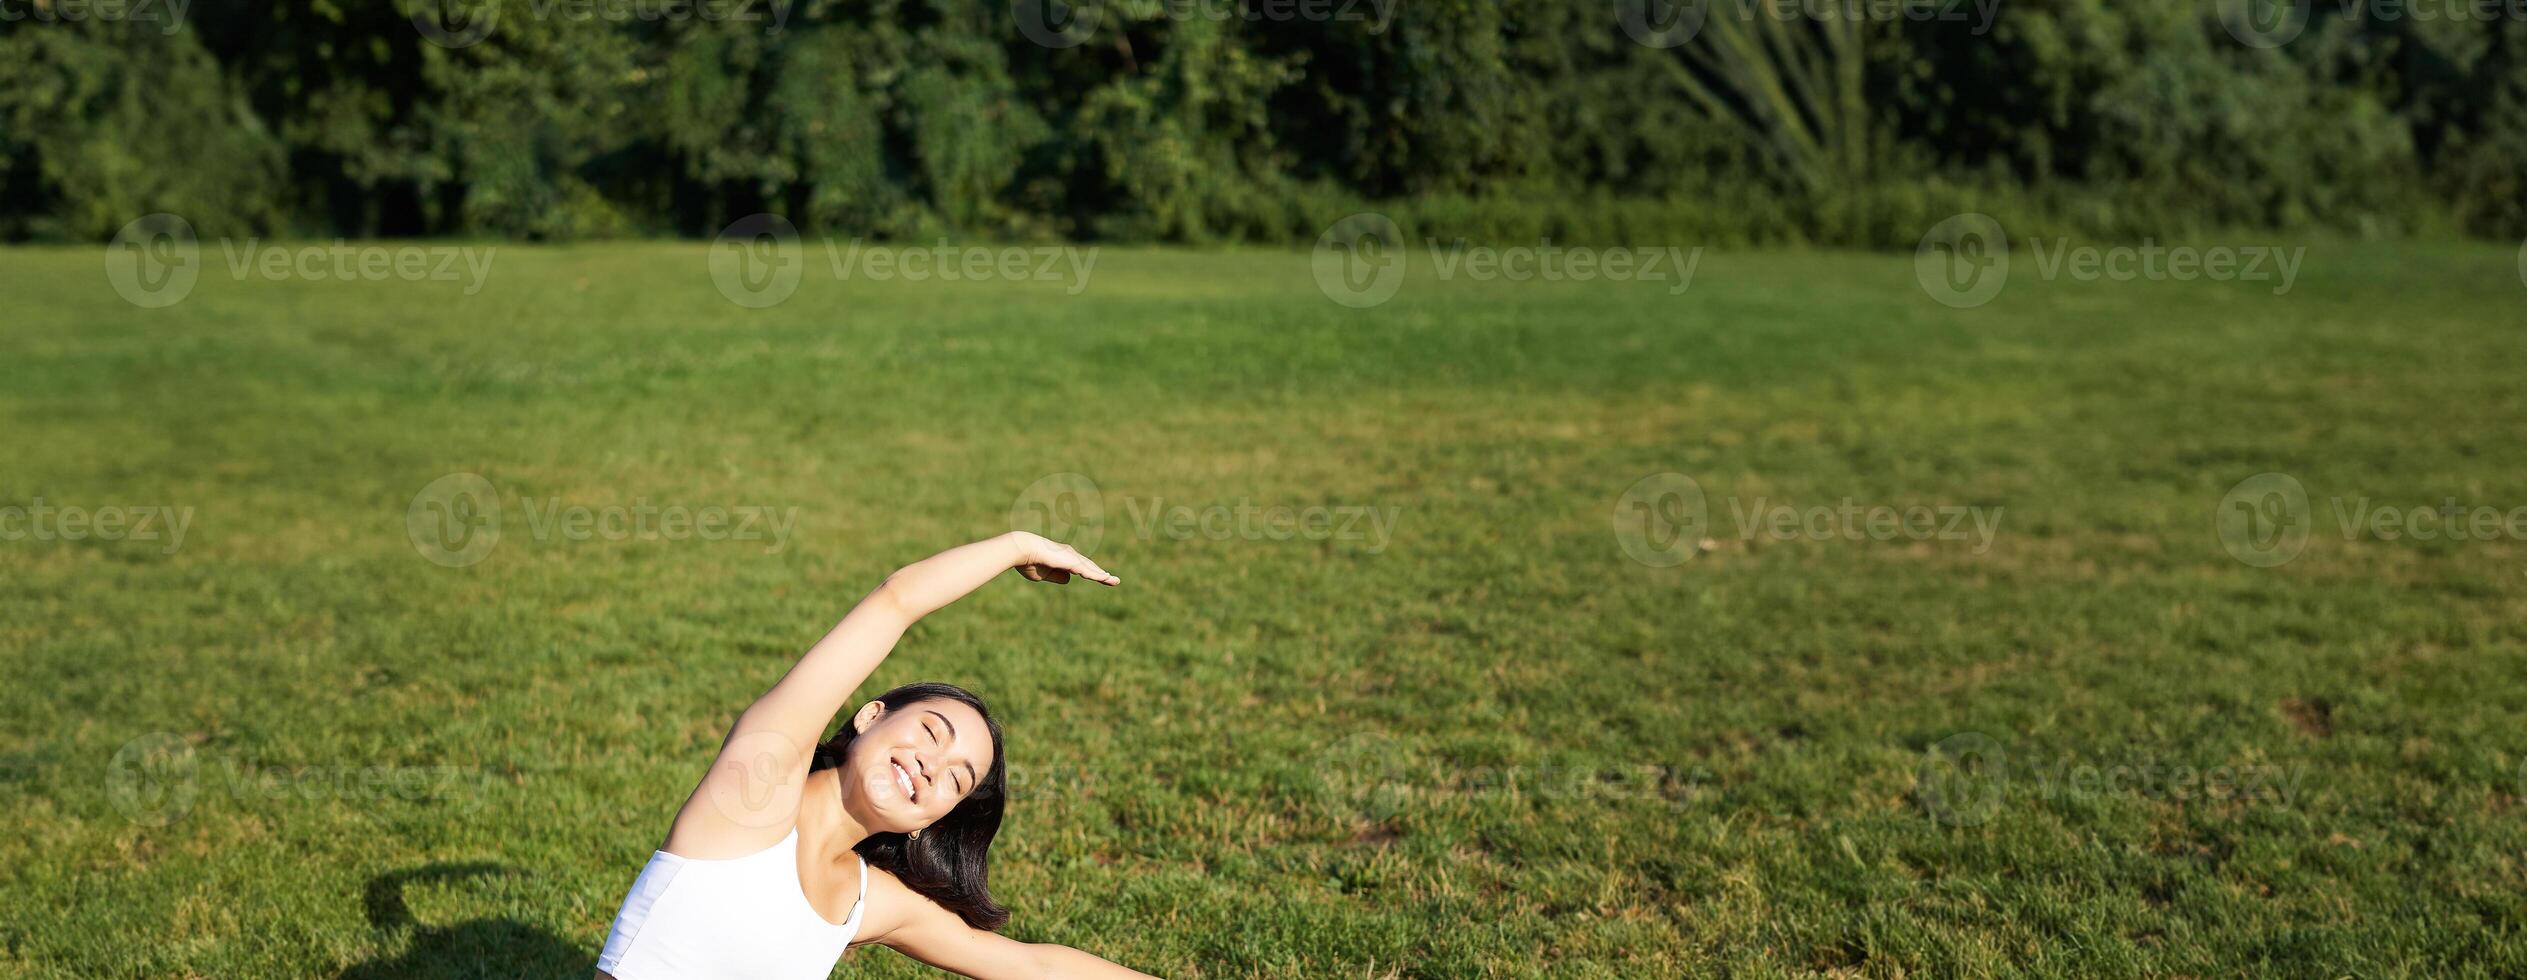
[838,697,996,834]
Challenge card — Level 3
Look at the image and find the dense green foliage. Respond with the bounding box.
[3,241,2524,975]
[1,3,2523,243]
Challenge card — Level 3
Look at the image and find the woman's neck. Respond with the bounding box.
[797,768,873,863]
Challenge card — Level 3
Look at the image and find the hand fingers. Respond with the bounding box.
[1026,541,1120,587]
[1067,558,1119,586]
[1043,548,1120,587]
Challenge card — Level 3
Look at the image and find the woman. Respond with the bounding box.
[595,532,1157,978]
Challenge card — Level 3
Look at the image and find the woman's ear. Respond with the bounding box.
[851,700,885,735]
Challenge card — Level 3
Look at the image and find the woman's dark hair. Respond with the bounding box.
[812,681,1011,931]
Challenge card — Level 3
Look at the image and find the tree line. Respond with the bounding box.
[2,0,2521,244]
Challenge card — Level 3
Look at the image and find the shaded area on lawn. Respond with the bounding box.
[340,863,588,980]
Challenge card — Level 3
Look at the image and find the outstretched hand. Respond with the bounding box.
[1009,532,1120,586]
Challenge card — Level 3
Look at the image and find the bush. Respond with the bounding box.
[0,25,285,239]
[0,2,2515,244]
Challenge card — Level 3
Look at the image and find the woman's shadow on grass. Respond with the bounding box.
[337,863,590,980]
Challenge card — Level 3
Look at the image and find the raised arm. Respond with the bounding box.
[751,532,1116,744]
[666,532,1117,854]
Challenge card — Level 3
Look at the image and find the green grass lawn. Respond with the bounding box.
[3,237,2524,978]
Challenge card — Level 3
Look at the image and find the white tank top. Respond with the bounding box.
[596,829,869,980]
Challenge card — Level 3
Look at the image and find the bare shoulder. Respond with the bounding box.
[846,867,1053,978]
[851,862,946,947]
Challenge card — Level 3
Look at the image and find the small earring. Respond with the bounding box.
[908,831,921,841]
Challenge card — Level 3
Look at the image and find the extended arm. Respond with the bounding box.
[666,532,1117,853]
[872,875,1160,979]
